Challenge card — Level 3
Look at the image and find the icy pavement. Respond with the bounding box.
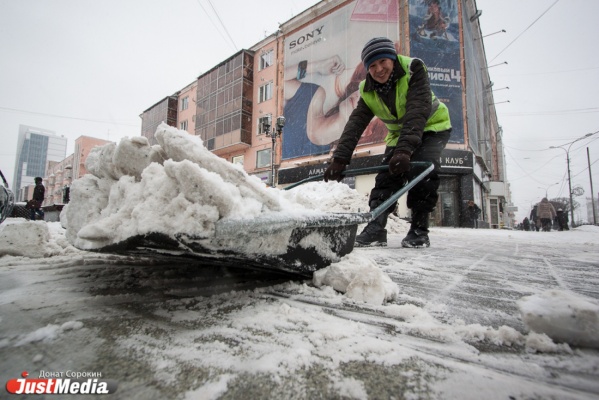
[0,224,598,399]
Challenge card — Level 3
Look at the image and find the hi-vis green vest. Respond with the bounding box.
[359,55,451,147]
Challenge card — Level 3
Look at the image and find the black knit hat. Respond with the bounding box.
[361,37,397,69]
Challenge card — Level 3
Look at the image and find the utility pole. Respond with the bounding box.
[550,131,598,228]
[588,147,597,225]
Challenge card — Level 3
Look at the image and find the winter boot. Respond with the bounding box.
[401,211,430,248]
[355,214,388,247]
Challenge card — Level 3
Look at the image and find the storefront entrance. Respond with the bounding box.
[432,176,460,227]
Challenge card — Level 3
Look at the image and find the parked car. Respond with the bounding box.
[0,169,15,224]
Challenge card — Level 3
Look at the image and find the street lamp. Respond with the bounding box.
[550,132,596,228]
[483,29,506,38]
[263,115,285,187]
[538,182,559,198]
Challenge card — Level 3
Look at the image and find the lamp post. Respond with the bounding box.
[538,182,559,199]
[550,132,596,228]
[263,115,285,187]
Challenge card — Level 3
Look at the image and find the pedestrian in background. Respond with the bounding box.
[466,200,481,228]
[522,217,531,231]
[27,177,45,221]
[556,208,569,231]
[536,197,556,232]
[529,205,540,232]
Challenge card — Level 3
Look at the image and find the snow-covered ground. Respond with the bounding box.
[1,221,598,399]
[1,125,598,399]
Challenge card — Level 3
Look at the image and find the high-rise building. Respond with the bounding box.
[12,125,67,202]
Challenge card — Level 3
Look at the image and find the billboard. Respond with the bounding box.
[282,0,399,160]
[408,0,464,144]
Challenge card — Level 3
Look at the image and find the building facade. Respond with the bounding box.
[140,96,178,146]
[141,0,514,228]
[45,154,74,206]
[72,136,113,181]
[13,125,67,202]
[25,136,112,208]
[177,81,198,135]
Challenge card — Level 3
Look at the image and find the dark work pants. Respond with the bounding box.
[30,207,44,221]
[367,130,451,224]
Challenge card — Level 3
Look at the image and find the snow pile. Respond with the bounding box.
[313,254,398,304]
[63,124,295,250]
[0,219,81,258]
[518,289,599,349]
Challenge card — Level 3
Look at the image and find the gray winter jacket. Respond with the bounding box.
[537,198,556,220]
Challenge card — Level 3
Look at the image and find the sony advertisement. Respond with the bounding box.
[282,0,400,160]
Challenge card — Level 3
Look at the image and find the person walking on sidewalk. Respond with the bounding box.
[530,205,540,232]
[324,37,452,248]
[27,177,45,221]
[466,200,481,228]
[556,208,569,231]
[536,197,556,232]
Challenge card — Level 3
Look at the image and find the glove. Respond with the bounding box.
[388,150,411,176]
[324,158,348,182]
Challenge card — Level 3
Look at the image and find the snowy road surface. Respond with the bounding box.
[1,225,598,399]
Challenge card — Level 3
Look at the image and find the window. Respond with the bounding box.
[259,82,273,103]
[259,50,273,70]
[256,148,271,168]
[232,155,244,167]
[258,115,271,134]
[180,120,188,131]
[181,96,189,111]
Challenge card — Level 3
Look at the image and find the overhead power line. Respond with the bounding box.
[501,107,599,117]
[495,66,599,77]
[490,0,559,62]
[206,0,238,51]
[194,0,237,51]
[0,106,139,127]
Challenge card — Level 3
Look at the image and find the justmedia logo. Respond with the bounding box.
[5,371,118,395]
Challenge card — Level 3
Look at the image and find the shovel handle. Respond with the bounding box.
[369,161,434,220]
[284,161,432,191]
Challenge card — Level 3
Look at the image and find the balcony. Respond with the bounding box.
[207,129,251,156]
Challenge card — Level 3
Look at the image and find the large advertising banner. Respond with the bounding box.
[408,0,464,144]
[282,0,399,160]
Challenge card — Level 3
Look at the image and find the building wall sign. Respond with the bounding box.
[439,149,472,173]
[278,155,381,185]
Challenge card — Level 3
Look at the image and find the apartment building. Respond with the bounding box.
[45,154,74,205]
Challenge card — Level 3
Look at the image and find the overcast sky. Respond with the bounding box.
[1,0,598,223]
[476,0,599,222]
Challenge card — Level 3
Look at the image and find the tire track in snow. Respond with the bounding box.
[431,253,490,304]
[541,255,570,290]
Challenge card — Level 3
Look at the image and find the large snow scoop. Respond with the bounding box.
[212,161,434,275]
[100,162,433,276]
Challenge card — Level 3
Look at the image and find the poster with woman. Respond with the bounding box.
[282,0,399,160]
